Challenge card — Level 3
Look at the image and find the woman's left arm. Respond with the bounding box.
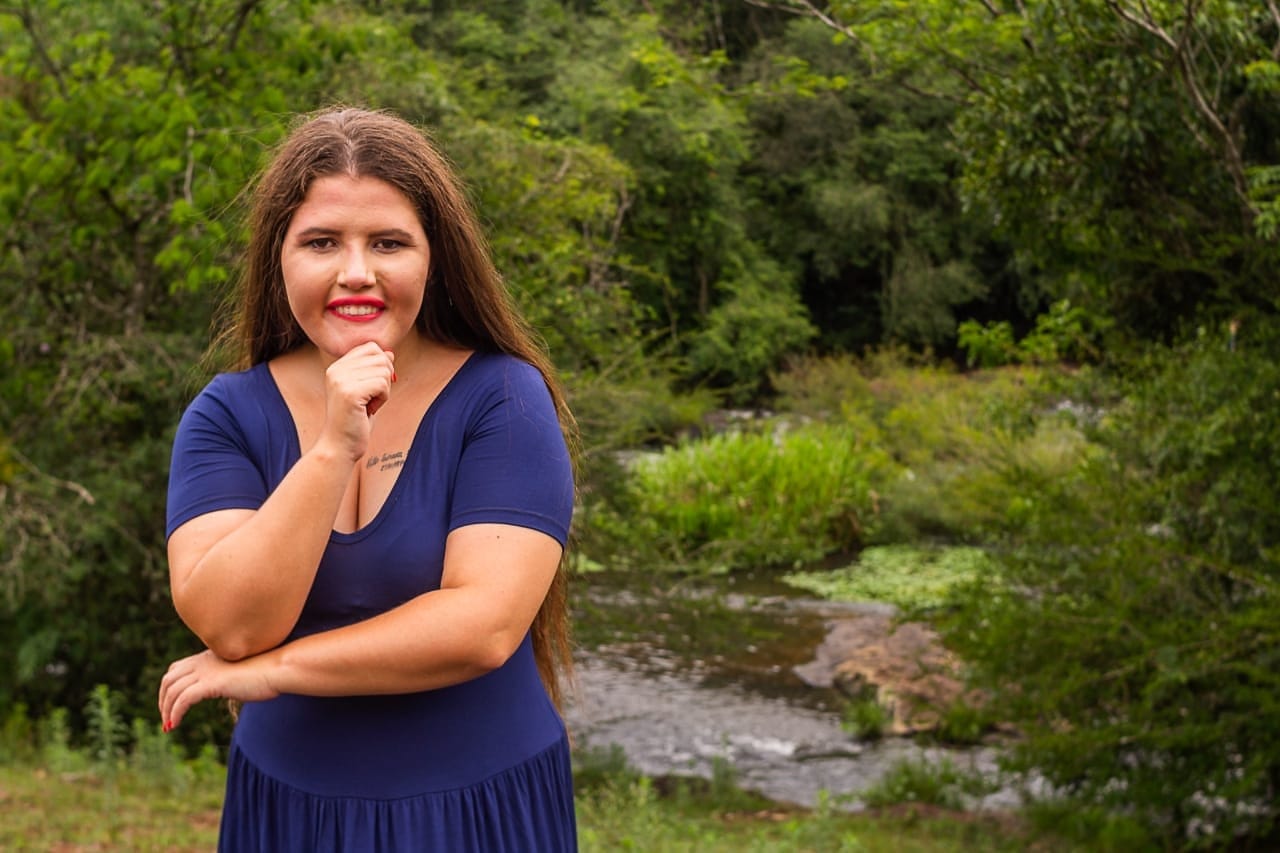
[158,522,561,730]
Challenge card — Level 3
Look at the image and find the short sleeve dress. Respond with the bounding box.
[165,351,577,852]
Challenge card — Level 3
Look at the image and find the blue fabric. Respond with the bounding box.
[165,352,577,852]
[218,734,577,852]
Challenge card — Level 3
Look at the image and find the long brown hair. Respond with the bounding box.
[214,106,577,708]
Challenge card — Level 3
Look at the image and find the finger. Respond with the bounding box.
[360,363,394,418]
[158,657,195,715]
[367,386,389,417]
[341,340,385,359]
[328,360,393,405]
[166,681,208,731]
[160,669,201,729]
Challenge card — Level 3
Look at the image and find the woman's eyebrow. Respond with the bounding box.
[291,226,418,242]
[292,226,338,239]
[371,228,418,242]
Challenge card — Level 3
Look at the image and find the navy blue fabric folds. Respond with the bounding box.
[218,734,577,852]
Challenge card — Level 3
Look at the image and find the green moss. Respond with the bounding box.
[782,545,994,610]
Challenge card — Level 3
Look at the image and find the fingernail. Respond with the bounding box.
[392,372,397,383]
[162,721,170,733]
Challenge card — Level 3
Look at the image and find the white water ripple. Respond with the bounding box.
[565,653,1015,812]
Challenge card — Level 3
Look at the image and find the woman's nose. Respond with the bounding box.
[338,249,374,288]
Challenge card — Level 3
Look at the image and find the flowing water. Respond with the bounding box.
[563,570,1016,811]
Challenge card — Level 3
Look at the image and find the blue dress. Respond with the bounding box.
[166,352,577,852]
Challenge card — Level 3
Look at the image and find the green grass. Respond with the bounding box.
[0,757,1085,852]
[578,775,1061,851]
[0,762,224,851]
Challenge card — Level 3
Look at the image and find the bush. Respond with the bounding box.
[860,756,992,811]
[841,697,889,741]
[0,332,219,741]
[936,327,1280,848]
[775,351,1082,545]
[958,300,1108,368]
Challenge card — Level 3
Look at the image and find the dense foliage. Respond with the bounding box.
[936,331,1280,846]
[3,0,1280,847]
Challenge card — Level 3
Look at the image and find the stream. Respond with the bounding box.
[562,570,1017,812]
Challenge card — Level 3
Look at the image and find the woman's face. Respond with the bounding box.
[280,174,431,363]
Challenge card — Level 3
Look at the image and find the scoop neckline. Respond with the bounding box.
[256,351,478,543]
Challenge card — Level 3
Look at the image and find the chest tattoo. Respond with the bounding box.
[366,450,407,472]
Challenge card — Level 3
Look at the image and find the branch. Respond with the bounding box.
[1266,0,1280,60]
[10,447,96,505]
[743,0,864,48]
[1106,0,1177,50]
[1104,0,1254,221]
[225,0,262,54]
[9,0,67,98]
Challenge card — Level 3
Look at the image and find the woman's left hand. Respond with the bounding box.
[158,649,280,731]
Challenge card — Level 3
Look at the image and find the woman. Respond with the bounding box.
[158,107,578,851]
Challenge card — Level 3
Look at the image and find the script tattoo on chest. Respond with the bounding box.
[366,450,406,472]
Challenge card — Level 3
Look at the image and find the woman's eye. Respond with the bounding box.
[373,239,402,252]
[307,237,336,250]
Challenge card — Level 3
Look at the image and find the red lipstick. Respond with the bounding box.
[326,297,385,322]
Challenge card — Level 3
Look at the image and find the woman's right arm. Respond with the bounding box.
[168,343,392,660]
[168,445,354,661]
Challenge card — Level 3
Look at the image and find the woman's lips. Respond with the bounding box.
[327,299,385,321]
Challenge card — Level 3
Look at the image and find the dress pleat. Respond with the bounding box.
[218,734,577,852]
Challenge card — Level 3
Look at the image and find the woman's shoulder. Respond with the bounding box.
[179,362,279,432]
[443,351,551,412]
[460,350,545,389]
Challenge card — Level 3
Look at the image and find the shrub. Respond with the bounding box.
[841,697,888,741]
[860,756,992,811]
[0,332,215,740]
[937,327,1280,847]
[773,351,1078,545]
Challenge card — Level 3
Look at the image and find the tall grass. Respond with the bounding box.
[614,419,895,572]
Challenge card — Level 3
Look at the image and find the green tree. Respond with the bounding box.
[0,0,632,728]
[541,7,815,396]
[0,0,299,726]
[736,16,1022,351]
[758,0,1280,340]
[0,0,709,727]
[408,2,817,398]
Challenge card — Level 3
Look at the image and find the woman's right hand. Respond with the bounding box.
[318,342,396,461]
[158,648,281,732]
